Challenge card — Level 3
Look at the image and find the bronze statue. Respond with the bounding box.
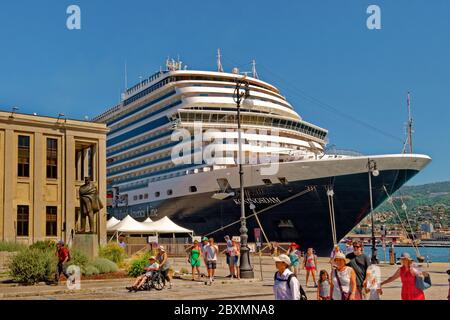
[78,177,103,233]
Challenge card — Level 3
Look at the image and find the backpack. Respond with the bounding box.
[273,272,307,300]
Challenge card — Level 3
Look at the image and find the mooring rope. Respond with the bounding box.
[382,186,421,257]
[327,187,338,245]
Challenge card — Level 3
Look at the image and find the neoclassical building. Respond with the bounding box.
[0,110,108,246]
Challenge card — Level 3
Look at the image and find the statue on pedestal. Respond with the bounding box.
[78,176,103,233]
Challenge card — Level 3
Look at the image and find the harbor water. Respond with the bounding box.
[339,244,450,263]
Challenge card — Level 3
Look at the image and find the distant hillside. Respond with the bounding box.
[401,181,450,196]
[376,181,450,211]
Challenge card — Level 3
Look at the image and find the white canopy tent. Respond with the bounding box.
[108,215,153,234]
[144,216,193,235]
[106,216,120,230]
[107,215,193,240]
[143,217,153,224]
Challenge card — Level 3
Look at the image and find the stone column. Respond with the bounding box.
[64,134,76,245]
[33,132,44,242]
[3,129,15,241]
[0,130,5,241]
[83,147,90,180]
[97,139,107,246]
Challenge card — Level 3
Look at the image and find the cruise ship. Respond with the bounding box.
[94,57,431,255]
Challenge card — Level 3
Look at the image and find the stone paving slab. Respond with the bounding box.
[1,256,448,300]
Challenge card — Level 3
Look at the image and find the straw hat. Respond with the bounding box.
[273,254,292,266]
[333,252,349,263]
[400,252,413,261]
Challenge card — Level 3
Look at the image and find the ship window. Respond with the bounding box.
[155,192,160,197]
[262,179,272,186]
[139,194,143,200]
[144,193,148,199]
[278,177,288,185]
[167,189,173,196]
[133,195,138,201]
[189,186,197,193]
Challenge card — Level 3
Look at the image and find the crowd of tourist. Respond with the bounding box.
[117,235,434,300]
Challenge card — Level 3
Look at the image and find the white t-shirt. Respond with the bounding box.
[226,240,235,256]
[204,244,218,261]
[144,262,159,277]
[332,267,352,300]
[273,268,300,300]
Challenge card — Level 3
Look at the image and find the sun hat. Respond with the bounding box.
[273,254,292,266]
[333,252,349,263]
[202,236,209,241]
[149,256,156,260]
[289,242,299,248]
[400,252,413,261]
[158,245,165,251]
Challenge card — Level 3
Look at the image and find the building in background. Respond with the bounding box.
[420,222,434,233]
[0,110,108,246]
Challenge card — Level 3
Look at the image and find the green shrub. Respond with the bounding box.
[127,252,150,277]
[66,249,89,270]
[29,240,56,252]
[84,264,100,276]
[0,241,27,252]
[91,258,118,274]
[99,242,126,264]
[180,267,189,274]
[8,248,57,284]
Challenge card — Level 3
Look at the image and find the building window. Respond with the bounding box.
[167,189,173,196]
[17,205,29,236]
[46,206,57,236]
[18,135,30,177]
[46,138,58,179]
[189,186,197,193]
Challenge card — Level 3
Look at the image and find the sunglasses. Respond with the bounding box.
[353,245,361,248]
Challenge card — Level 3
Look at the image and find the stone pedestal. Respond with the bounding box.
[72,233,98,260]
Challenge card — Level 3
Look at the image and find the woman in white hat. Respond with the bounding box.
[330,252,356,300]
[380,252,425,300]
[273,254,301,300]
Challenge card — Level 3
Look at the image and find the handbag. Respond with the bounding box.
[334,269,351,300]
[415,272,432,291]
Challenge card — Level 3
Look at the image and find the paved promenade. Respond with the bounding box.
[0,257,448,300]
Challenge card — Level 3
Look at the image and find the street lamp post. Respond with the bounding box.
[368,159,379,264]
[233,77,254,279]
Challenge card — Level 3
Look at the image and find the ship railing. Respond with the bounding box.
[324,147,364,157]
[92,103,122,122]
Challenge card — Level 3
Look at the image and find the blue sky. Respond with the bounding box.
[0,0,449,185]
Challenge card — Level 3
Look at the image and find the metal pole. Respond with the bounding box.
[368,159,378,264]
[235,79,254,279]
